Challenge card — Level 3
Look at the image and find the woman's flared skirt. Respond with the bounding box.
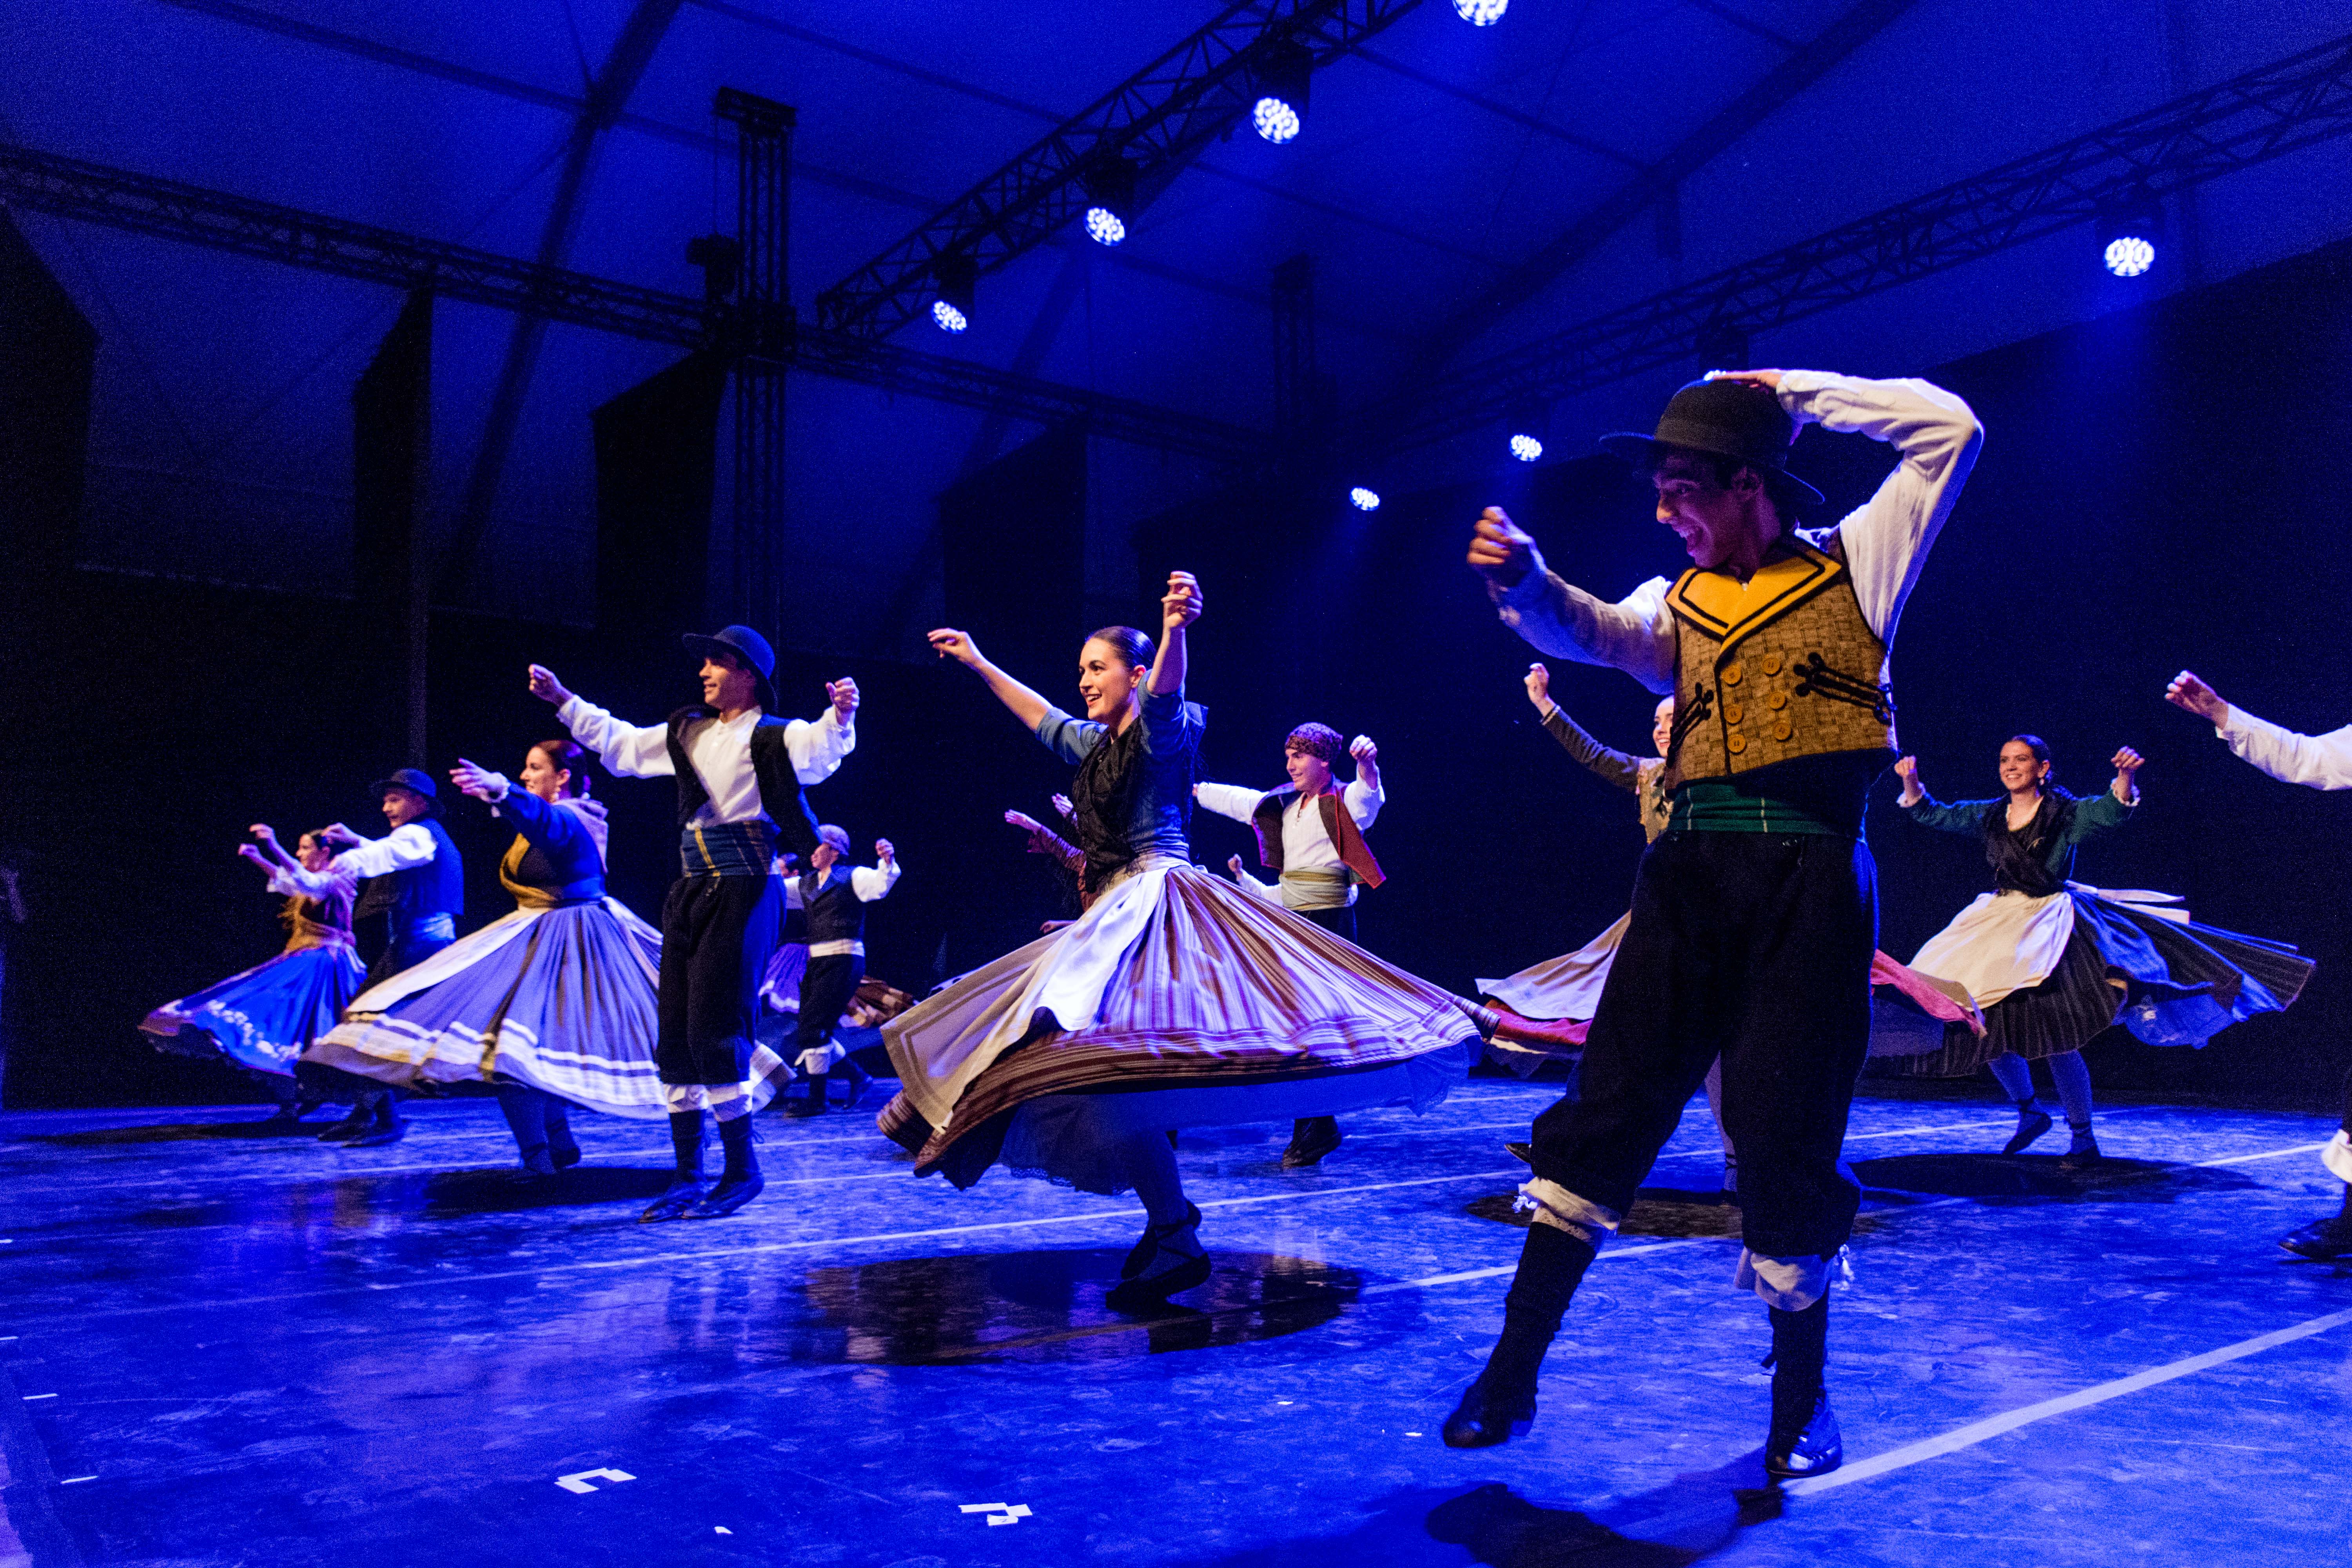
[143,942,366,1076]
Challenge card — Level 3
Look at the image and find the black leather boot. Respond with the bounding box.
[639,1109,708,1223]
[690,1115,764,1218]
[1282,1116,1343,1168]
[2002,1099,2053,1155]
[1763,1296,1842,1479]
[1105,1210,1211,1313]
[1442,1225,1595,1448]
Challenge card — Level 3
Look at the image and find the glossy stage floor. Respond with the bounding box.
[0,1082,2346,1567]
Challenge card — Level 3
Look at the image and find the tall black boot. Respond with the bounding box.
[544,1099,582,1169]
[495,1082,555,1177]
[690,1114,764,1219]
[1763,1295,1841,1479]
[639,1109,707,1223]
[1442,1225,1597,1448]
[347,1089,406,1147]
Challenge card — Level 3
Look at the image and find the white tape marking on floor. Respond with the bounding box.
[555,1468,635,1494]
[1788,1306,2352,1497]
[2192,1142,2326,1167]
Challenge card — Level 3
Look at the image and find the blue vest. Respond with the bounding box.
[384,817,464,926]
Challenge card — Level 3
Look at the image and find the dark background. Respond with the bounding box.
[7,233,2351,1114]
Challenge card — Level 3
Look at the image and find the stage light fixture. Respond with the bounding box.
[2097,195,2162,279]
[1509,432,1544,463]
[931,251,976,334]
[1080,155,1139,249]
[1453,0,1509,23]
[1349,486,1381,511]
[1252,44,1312,144]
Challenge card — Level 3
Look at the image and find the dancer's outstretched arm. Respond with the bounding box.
[528,663,675,779]
[2169,669,2352,789]
[1523,663,1644,795]
[1149,572,1200,697]
[1892,755,1989,835]
[926,630,1052,733]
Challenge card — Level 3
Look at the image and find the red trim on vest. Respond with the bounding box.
[1249,787,1385,889]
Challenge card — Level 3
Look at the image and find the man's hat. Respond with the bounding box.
[1598,377,1823,508]
[367,767,438,803]
[682,625,776,708]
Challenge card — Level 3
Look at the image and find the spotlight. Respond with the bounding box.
[1509,433,1544,463]
[931,251,976,334]
[2097,196,2162,279]
[2103,234,2155,278]
[1252,43,1312,144]
[1080,155,1139,249]
[1453,0,1508,22]
[1349,486,1381,511]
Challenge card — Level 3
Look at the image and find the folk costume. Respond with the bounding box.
[1198,762,1386,1167]
[1895,777,2308,1163]
[779,847,901,1116]
[558,625,854,1221]
[298,768,463,1146]
[1449,370,1983,1479]
[142,853,364,1107]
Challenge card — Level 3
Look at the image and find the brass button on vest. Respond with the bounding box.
[1722,661,1744,686]
[1768,690,1788,710]
[1772,718,1793,741]
[1725,703,1745,725]
[1760,652,1784,676]
[1726,733,1748,754]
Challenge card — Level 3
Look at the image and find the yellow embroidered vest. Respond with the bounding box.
[1661,541,1895,789]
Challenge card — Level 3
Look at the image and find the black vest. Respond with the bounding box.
[798,866,864,946]
[352,817,463,928]
[663,706,822,859]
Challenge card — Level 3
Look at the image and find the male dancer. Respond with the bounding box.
[1450,368,1981,1478]
[782,827,899,1117]
[1197,726,1385,1167]
[2165,669,2352,1258]
[530,627,857,1221]
[308,768,463,1145]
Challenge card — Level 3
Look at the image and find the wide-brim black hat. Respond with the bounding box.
[682,624,777,709]
[366,766,438,806]
[1598,377,1824,508]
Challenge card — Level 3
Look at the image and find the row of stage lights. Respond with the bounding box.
[930,0,1515,334]
[1345,211,2167,507]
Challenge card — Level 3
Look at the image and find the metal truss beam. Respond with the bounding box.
[0,143,1259,463]
[1373,29,2352,450]
[814,0,1425,339]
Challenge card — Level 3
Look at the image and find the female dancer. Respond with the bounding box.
[309,740,786,1180]
[1896,736,2311,1163]
[886,574,1536,1312]
[144,824,365,1118]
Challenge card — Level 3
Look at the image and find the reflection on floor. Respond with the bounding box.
[1,1084,2346,1566]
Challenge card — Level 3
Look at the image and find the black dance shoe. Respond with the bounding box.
[1441,1377,1535,1449]
[1104,1248,1211,1314]
[2280,1216,2352,1260]
[687,1171,765,1219]
[638,1178,707,1223]
[316,1110,369,1142]
[1282,1116,1343,1169]
[783,1074,829,1118]
[550,1142,583,1171]
[1764,1389,1843,1480]
[2057,1125,2102,1170]
[1121,1204,1202,1280]
[1504,1142,1533,1166]
[346,1118,405,1148]
[2002,1103,2053,1156]
[827,1059,875,1112]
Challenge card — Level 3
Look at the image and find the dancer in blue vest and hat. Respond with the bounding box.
[298,768,464,1146]
[531,626,858,1221]
[778,827,900,1117]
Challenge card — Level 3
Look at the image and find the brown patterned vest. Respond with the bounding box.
[1660,540,1895,789]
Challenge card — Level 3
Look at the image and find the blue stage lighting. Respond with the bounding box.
[931,300,968,334]
[931,251,977,334]
[1509,433,1543,463]
[2103,234,2155,278]
[1453,0,1509,23]
[1252,44,1311,145]
[1349,487,1381,511]
[1253,96,1301,143]
[1083,206,1127,246]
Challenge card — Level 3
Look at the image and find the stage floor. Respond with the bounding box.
[0,1084,2345,1566]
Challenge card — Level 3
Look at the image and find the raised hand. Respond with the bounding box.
[1004,810,1045,835]
[248,822,279,846]
[1227,854,1246,879]
[1467,506,1535,587]
[1523,662,1551,708]
[527,664,571,706]
[2112,746,2145,777]
[448,759,504,802]
[1893,755,1924,804]
[1349,735,1378,766]
[827,678,860,720]
[236,843,270,870]
[927,629,985,668]
[875,838,895,864]
[1052,794,1074,822]
[2164,670,2227,724]
[1702,368,1787,394]
[319,822,361,848]
[1161,571,1203,631]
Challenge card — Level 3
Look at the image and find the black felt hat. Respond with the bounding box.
[1598,377,1824,507]
[682,624,777,709]
[366,767,439,806]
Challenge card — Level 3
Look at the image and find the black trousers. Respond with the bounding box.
[795,953,866,1055]
[1528,831,1877,1259]
[1298,904,1357,944]
[658,872,782,1087]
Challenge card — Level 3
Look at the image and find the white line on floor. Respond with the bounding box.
[2192,1142,2326,1167]
[1787,1305,2352,1497]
